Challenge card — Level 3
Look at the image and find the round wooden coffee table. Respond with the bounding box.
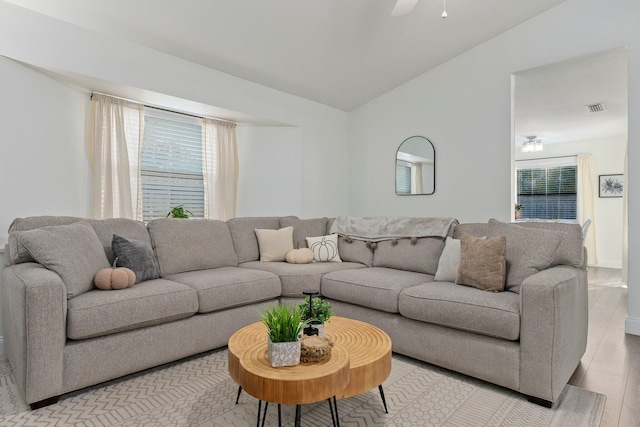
[228,317,392,425]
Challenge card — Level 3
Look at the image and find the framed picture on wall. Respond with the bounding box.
[599,174,624,198]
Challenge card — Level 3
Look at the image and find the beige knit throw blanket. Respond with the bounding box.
[329,216,458,241]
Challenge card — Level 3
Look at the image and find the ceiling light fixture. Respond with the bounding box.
[442,0,448,18]
[522,136,543,153]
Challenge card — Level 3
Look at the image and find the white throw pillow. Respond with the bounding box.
[306,234,342,262]
[255,227,294,262]
[434,237,461,281]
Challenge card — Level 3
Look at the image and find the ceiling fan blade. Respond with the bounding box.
[391,0,419,17]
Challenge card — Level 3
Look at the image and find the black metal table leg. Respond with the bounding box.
[328,398,337,427]
[378,384,388,413]
[333,396,340,427]
[278,404,282,427]
[294,404,301,427]
[256,400,262,427]
[261,401,269,427]
[236,386,243,404]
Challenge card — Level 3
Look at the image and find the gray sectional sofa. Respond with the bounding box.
[2,215,587,409]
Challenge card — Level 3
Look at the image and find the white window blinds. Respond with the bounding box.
[140,109,204,221]
[396,161,411,194]
[516,157,577,221]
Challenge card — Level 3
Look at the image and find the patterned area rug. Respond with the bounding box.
[0,349,605,426]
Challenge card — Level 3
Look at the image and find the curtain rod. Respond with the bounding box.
[515,155,578,162]
[90,92,235,124]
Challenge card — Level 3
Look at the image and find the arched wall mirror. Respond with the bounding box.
[395,136,435,195]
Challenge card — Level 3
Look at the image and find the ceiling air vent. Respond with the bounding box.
[585,102,606,113]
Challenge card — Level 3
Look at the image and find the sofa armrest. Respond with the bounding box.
[519,265,588,403]
[2,263,67,404]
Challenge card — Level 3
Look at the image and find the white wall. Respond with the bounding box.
[348,0,640,335]
[0,56,91,245]
[0,1,349,225]
[236,126,302,216]
[516,137,626,268]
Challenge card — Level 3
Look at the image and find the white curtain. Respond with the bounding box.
[411,163,423,194]
[88,94,143,219]
[577,153,597,265]
[202,118,238,220]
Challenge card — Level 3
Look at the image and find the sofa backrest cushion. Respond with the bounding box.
[227,217,281,263]
[279,217,328,249]
[452,223,488,239]
[147,218,237,276]
[8,216,83,265]
[326,218,373,266]
[487,219,564,293]
[8,216,151,265]
[13,221,110,298]
[516,221,584,267]
[85,218,151,264]
[373,237,445,275]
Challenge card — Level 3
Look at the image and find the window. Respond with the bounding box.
[140,109,204,221]
[516,157,577,221]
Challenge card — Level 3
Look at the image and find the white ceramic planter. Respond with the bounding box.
[267,338,301,367]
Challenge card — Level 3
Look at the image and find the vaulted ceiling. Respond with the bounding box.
[5,0,566,111]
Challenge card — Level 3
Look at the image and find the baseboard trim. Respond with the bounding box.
[625,316,640,336]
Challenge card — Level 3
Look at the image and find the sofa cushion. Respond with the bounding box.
[8,216,152,266]
[241,261,365,297]
[373,237,445,275]
[86,218,151,264]
[434,237,460,281]
[227,217,281,263]
[321,267,432,313]
[15,221,110,298]
[517,222,584,267]
[279,217,328,249]
[487,219,563,293]
[337,238,374,267]
[8,216,83,265]
[453,223,488,239]
[255,227,294,262]
[66,278,198,339]
[456,233,506,292]
[165,267,281,313]
[147,218,238,276]
[398,282,521,340]
[112,234,160,284]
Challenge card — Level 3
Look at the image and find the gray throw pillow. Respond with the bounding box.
[17,221,110,298]
[112,234,160,284]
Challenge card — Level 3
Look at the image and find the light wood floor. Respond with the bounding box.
[568,267,639,427]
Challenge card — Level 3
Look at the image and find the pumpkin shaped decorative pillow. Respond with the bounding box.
[285,248,314,264]
[305,234,342,262]
[94,258,136,290]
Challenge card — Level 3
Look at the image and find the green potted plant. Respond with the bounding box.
[166,205,193,219]
[514,203,523,220]
[259,304,304,367]
[299,295,334,336]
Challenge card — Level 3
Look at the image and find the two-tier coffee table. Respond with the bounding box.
[228,316,392,426]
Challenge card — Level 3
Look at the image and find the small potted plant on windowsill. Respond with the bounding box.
[299,295,334,336]
[514,203,523,220]
[259,304,304,367]
[166,205,193,219]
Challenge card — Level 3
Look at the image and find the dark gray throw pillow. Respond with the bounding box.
[112,234,160,284]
